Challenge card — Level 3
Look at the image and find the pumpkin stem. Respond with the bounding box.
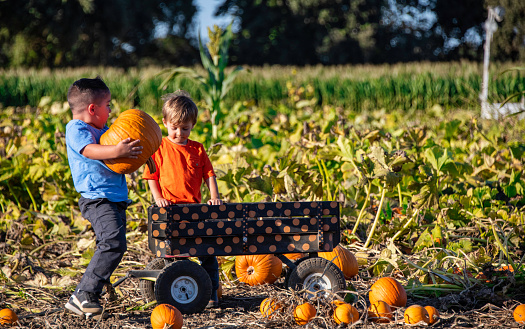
[146,157,156,174]
[247,266,255,275]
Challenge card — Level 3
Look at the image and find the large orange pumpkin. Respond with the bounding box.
[333,303,359,325]
[260,297,281,318]
[514,304,525,324]
[319,244,358,279]
[368,277,407,308]
[100,109,162,174]
[235,254,282,286]
[368,300,393,323]
[0,308,18,326]
[294,302,316,325]
[404,305,429,324]
[424,305,440,324]
[151,304,183,329]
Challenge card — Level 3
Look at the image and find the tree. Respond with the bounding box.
[216,0,386,65]
[433,0,485,60]
[486,0,525,62]
[378,0,524,62]
[0,0,198,67]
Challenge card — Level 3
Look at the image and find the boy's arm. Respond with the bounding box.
[205,176,223,205]
[147,179,172,207]
[82,137,142,160]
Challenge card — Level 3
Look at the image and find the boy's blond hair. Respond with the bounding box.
[161,91,198,125]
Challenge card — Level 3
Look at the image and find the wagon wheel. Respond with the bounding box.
[154,260,212,314]
[139,258,170,303]
[286,257,346,299]
[283,256,308,289]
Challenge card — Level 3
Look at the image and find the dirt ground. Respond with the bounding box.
[2,235,525,328]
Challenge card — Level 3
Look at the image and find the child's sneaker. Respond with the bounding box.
[206,289,219,309]
[65,290,103,315]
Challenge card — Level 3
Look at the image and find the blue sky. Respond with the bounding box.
[195,0,233,40]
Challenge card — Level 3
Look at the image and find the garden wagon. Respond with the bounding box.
[113,201,345,314]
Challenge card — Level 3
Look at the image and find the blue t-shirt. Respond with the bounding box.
[65,120,128,202]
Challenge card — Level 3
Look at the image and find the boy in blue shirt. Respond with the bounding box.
[64,77,142,316]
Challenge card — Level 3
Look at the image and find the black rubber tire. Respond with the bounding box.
[154,260,212,314]
[283,256,308,288]
[139,258,169,303]
[286,257,346,298]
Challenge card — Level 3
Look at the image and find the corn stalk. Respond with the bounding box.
[158,23,244,141]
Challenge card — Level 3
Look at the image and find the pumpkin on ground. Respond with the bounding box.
[0,308,18,326]
[331,300,347,308]
[294,302,317,325]
[368,301,393,323]
[100,109,162,174]
[333,303,360,325]
[404,305,430,324]
[284,253,305,261]
[235,254,282,286]
[424,305,440,324]
[151,304,183,329]
[217,282,223,299]
[319,244,359,279]
[514,304,525,324]
[260,297,281,319]
[368,277,407,308]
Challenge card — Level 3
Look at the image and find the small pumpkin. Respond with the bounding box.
[333,303,360,325]
[294,302,316,325]
[424,305,440,324]
[368,300,393,323]
[369,277,407,308]
[404,305,430,324]
[497,265,514,272]
[217,282,223,299]
[235,254,282,286]
[260,297,281,318]
[319,244,359,279]
[151,304,183,329]
[514,304,525,324]
[284,253,305,261]
[331,300,347,307]
[100,109,162,174]
[0,308,18,326]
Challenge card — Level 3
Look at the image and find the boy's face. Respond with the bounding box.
[88,93,112,129]
[163,118,194,145]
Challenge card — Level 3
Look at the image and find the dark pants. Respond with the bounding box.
[76,197,128,295]
[198,256,219,292]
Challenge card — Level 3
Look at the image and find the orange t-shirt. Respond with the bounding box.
[143,138,215,204]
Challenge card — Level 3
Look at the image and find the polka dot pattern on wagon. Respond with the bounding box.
[147,201,339,258]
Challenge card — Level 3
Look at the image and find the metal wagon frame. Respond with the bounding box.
[113,201,345,314]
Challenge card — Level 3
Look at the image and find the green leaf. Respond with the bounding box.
[244,175,273,196]
[413,228,432,251]
[424,146,450,173]
[369,145,388,169]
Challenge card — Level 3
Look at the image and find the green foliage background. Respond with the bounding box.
[1,64,524,299]
[1,62,524,114]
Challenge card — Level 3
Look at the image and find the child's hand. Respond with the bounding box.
[207,198,223,205]
[155,198,172,207]
[116,138,143,158]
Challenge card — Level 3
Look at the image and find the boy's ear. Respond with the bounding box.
[162,118,167,127]
[87,103,96,115]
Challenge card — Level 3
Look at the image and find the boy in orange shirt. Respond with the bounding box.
[143,91,222,308]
